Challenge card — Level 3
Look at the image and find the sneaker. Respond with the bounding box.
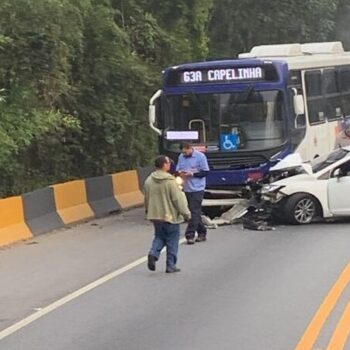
[195,236,207,243]
[166,267,181,273]
[147,254,157,271]
[186,238,195,245]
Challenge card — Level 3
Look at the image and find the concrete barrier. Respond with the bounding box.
[0,166,152,247]
[0,196,32,246]
[22,187,65,236]
[85,175,121,218]
[52,180,94,224]
[112,170,144,209]
[137,166,154,192]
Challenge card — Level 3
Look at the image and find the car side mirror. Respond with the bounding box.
[334,168,342,179]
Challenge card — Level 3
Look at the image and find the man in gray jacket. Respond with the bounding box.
[145,155,191,273]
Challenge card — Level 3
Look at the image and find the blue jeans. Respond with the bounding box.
[149,222,180,269]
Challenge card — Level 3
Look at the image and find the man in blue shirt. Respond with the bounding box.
[176,142,210,244]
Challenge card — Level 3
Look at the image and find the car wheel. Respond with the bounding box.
[284,194,319,225]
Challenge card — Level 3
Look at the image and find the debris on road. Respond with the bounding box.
[201,177,278,231]
[201,155,307,230]
[202,201,249,228]
[242,207,276,231]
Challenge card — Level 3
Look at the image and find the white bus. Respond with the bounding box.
[149,41,350,188]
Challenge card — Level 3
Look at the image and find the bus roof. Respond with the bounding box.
[241,42,350,70]
[266,53,350,70]
[167,42,350,73]
[168,58,277,71]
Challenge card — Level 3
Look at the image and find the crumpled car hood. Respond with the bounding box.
[270,153,313,174]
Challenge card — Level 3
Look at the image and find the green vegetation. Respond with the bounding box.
[209,0,339,58]
[0,0,347,196]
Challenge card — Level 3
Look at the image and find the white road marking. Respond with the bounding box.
[0,237,187,340]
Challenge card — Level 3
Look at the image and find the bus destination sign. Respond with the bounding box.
[180,67,265,84]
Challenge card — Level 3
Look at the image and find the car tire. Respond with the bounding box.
[283,193,320,225]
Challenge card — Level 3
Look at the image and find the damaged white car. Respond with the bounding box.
[261,147,350,225]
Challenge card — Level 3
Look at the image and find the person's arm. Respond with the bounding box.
[169,181,191,219]
[144,181,149,214]
[193,154,209,178]
[176,155,190,177]
[193,170,209,178]
[176,155,183,172]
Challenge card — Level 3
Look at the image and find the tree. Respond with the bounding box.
[335,0,350,50]
[0,0,214,196]
[209,0,338,58]
[0,0,83,195]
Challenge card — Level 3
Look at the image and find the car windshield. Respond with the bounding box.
[311,148,349,173]
[162,90,286,152]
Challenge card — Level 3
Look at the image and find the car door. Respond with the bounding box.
[328,161,350,216]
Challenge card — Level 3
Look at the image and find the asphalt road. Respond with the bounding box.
[1,208,350,349]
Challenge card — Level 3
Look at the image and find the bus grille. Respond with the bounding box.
[207,154,267,170]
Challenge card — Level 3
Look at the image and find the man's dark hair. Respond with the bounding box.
[154,155,169,169]
[179,142,192,150]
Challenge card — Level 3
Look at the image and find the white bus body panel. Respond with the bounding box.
[249,43,350,162]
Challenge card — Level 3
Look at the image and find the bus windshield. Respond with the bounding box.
[162,90,286,152]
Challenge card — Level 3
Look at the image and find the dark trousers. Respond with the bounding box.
[149,222,180,269]
[185,191,207,239]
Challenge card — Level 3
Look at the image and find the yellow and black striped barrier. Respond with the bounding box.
[0,166,154,247]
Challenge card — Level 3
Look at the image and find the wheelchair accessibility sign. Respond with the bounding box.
[220,133,238,151]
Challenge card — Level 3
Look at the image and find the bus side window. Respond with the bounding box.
[323,69,343,120]
[305,70,325,124]
[338,66,350,115]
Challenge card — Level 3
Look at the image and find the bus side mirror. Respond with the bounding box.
[149,105,156,124]
[293,95,305,116]
[149,90,162,135]
[292,90,306,129]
